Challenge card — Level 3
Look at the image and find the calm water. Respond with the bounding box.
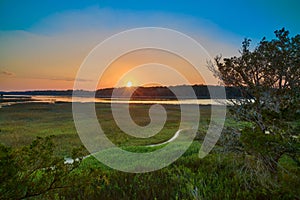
[0,95,228,107]
[33,95,227,105]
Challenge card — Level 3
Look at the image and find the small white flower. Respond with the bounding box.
[265,130,270,135]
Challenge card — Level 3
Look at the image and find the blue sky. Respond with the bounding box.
[1,0,299,38]
[0,0,299,91]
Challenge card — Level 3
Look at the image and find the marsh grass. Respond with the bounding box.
[1,102,299,199]
[0,102,215,156]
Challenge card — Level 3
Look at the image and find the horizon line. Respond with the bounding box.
[0,83,227,93]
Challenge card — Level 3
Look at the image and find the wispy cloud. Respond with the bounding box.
[48,77,92,82]
[3,75,92,82]
[0,70,14,76]
[19,76,92,82]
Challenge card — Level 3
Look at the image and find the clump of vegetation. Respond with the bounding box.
[1,136,299,199]
[209,28,300,176]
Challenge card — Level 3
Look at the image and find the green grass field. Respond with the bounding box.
[0,102,299,199]
[0,102,216,155]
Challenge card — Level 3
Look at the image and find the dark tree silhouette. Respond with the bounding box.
[208,28,300,174]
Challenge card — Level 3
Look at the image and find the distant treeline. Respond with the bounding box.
[0,85,241,99]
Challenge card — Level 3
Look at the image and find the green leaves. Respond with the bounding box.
[0,136,87,199]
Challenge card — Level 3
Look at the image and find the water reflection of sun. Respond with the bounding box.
[126,81,133,87]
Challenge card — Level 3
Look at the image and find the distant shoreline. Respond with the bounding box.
[0,84,242,99]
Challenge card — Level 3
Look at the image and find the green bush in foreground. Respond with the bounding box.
[1,136,299,199]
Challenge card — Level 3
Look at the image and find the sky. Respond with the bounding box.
[0,0,299,91]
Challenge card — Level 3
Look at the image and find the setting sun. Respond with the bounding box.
[126,81,133,87]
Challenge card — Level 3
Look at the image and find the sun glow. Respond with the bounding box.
[126,81,133,87]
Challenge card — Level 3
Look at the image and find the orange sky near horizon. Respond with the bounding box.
[97,49,208,89]
[0,48,217,91]
[0,33,221,91]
